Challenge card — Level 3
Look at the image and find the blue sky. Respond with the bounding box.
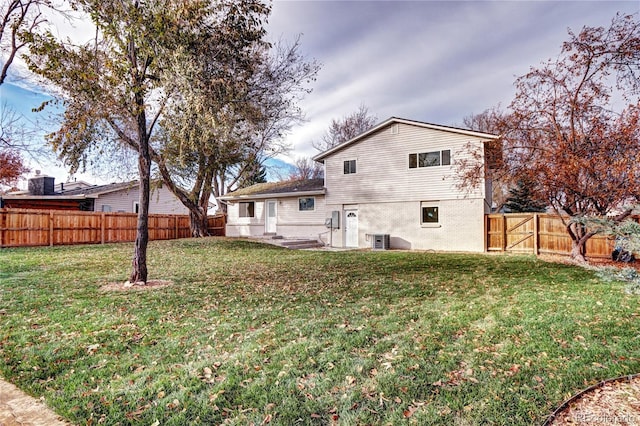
[1,0,638,186]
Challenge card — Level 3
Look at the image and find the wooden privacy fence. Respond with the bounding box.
[0,209,225,248]
[485,213,637,259]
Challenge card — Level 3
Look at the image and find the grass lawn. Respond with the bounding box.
[1,238,639,425]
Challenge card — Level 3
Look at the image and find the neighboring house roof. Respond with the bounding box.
[220,178,325,201]
[313,116,500,162]
[60,181,139,197]
[3,181,140,200]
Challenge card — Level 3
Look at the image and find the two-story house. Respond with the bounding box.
[222,117,499,252]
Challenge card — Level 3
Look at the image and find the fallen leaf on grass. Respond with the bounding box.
[403,405,418,418]
[87,344,100,354]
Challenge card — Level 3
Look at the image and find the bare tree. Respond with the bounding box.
[0,0,50,85]
[289,156,323,180]
[312,104,377,152]
[0,0,54,185]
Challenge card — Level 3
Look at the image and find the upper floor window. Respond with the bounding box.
[239,201,255,218]
[299,197,315,211]
[344,159,357,174]
[409,150,451,168]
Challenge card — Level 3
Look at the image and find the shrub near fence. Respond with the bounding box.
[485,213,638,259]
[0,209,225,248]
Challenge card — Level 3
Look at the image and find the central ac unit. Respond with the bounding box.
[372,234,390,250]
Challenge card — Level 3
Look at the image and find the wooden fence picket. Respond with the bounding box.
[0,208,225,248]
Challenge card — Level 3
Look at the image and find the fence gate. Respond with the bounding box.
[486,213,622,258]
[505,214,537,252]
[486,214,538,254]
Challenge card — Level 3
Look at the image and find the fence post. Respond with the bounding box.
[0,209,4,248]
[101,213,106,244]
[484,214,488,252]
[533,213,539,255]
[49,211,54,247]
[502,214,507,252]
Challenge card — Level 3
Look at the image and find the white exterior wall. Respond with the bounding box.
[326,199,485,251]
[94,185,189,215]
[226,195,327,240]
[323,122,487,205]
[322,122,490,251]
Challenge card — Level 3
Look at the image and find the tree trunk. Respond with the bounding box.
[129,88,151,284]
[570,240,587,262]
[130,152,151,283]
[189,207,208,237]
[567,222,597,263]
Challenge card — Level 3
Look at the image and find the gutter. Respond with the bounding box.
[220,189,326,202]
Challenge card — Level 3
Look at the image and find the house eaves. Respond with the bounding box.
[220,188,325,202]
[220,178,326,201]
[313,116,501,162]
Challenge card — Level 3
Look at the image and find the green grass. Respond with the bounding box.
[1,238,639,425]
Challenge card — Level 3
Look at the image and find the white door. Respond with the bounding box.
[345,210,358,247]
[265,200,277,234]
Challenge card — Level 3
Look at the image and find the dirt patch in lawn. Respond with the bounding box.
[538,253,640,271]
[546,375,640,425]
[99,279,173,292]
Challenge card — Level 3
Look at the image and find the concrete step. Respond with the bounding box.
[279,239,325,249]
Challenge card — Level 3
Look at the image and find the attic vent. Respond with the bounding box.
[391,124,399,135]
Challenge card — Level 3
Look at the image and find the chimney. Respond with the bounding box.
[28,175,56,195]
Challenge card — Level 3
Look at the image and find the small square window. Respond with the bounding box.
[344,159,356,174]
[299,197,315,211]
[421,206,439,224]
[239,201,255,218]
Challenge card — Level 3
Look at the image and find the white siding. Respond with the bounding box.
[326,199,485,252]
[226,195,327,240]
[94,185,189,214]
[226,200,266,237]
[323,122,487,205]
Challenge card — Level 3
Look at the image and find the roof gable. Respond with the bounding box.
[313,117,500,162]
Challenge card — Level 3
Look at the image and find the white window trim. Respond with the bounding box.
[298,197,316,211]
[343,159,357,174]
[239,201,256,218]
[420,202,442,228]
[409,149,451,169]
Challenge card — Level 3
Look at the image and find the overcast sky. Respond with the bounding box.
[266,0,639,160]
[1,0,639,185]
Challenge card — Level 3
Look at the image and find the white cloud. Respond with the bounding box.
[4,0,639,178]
[269,0,640,161]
